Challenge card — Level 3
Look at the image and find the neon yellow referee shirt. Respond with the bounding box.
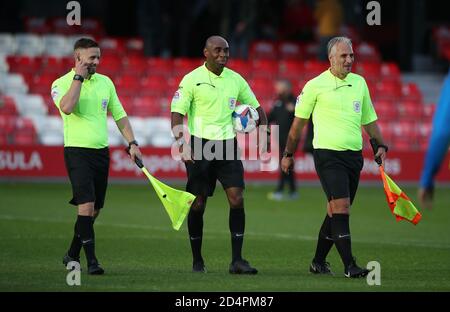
[51,69,127,148]
[295,69,377,151]
[171,64,260,140]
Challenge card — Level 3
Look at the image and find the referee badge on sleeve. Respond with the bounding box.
[229,97,236,110]
[353,101,361,113]
[101,98,108,111]
[172,90,181,101]
[295,92,303,107]
[51,86,59,102]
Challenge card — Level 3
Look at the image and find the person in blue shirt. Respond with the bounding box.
[419,70,450,209]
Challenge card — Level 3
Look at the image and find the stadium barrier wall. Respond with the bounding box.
[1,145,449,182]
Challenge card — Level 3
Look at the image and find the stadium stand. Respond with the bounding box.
[0,17,438,150]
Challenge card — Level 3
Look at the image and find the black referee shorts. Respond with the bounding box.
[64,147,110,209]
[185,136,245,197]
[313,149,363,205]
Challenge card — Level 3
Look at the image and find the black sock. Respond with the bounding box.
[188,209,204,263]
[67,221,82,259]
[313,214,334,263]
[76,215,98,266]
[331,213,353,268]
[229,208,245,262]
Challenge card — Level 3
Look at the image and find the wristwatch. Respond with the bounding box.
[73,74,84,82]
[283,151,293,158]
[128,140,139,148]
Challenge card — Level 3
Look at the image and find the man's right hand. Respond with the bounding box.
[75,55,89,78]
[281,156,293,174]
[180,143,194,164]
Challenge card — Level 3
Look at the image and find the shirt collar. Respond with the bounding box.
[203,62,226,78]
[327,68,349,83]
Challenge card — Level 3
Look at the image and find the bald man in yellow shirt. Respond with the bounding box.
[171,36,269,274]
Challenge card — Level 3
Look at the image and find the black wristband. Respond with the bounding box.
[283,151,293,158]
[128,140,139,148]
[73,74,84,82]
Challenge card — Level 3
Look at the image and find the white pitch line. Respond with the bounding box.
[1,214,449,249]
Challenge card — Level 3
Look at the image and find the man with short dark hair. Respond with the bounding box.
[171,35,269,274]
[281,36,387,278]
[51,38,142,274]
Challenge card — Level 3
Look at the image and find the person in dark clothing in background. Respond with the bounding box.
[268,79,312,200]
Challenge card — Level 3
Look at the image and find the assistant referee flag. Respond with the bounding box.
[380,167,422,225]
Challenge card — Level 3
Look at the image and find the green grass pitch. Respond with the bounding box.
[0,182,449,291]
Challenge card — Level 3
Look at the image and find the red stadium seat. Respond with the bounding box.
[0,116,17,137]
[375,81,402,100]
[380,63,401,82]
[303,42,319,60]
[99,55,122,77]
[277,42,302,60]
[115,74,141,96]
[418,137,429,151]
[133,97,163,117]
[391,121,418,141]
[293,78,309,95]
[125,38,144,55]
[0,96,18,116]
[13,118,38,145]
[417,121,433,139]
[140,76,168,97]
[173,58,202,76]
[99,37,126,56]
[279,60,305,80]
[377,121,392,141]
[398,101,423,120]
[373,100,398,121]
[422,103,436,121]
[0,133,8,145]
[167,75,184,93]
[354,42,380,62]
[146,57,173,77]
[80,18,105,36]
[393,138,416,151]
[42,95,60,116]
[355,62,381,80]
[51,17,104,36]
[29,72,59,95]
[122,55,147,75]
[227,59,252,79]
[118,96,134,114]
[303,61,328,80]
[41,56,69,74]
[24,17,51,34]
[7,56,42,74]
[249,40,277,59]
[248,77,275,99]
[11,132,37,145]
[251,59,278,79]
[51,17,76,35]
[401,83,422,103]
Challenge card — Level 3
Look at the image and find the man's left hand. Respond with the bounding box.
[375,147,387,167]
[129,144,142,163]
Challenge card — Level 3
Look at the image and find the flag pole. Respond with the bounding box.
[379,165,395,204]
